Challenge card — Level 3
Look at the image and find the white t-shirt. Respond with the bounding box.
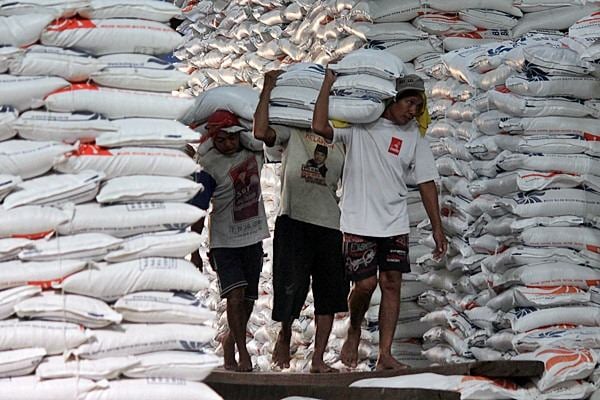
[333,118,438,237]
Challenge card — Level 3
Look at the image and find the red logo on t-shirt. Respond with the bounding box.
[388,137,403,155]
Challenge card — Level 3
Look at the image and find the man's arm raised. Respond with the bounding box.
[253,70,282,147]
[311,68,336,141]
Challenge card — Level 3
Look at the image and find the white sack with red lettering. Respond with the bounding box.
[41,18,183,56]
[79,0,182,22]
[0,259,87,291]
[520,226,600,253]
[514,347,597,391]
[486,286,591,311]
[44,84,194,120]
[499,117,600,138]
[54,145,198,179]
[492,262,600,289]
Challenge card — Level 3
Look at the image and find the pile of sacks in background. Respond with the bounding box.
[0,1,224,399]
[409,13,600,400]
[173,0,599,93]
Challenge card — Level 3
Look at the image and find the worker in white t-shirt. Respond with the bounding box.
[312,70,448,370]
[253,70,349,373]
[189,110,269,372]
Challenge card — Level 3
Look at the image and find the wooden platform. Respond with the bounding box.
[205,360,544,400]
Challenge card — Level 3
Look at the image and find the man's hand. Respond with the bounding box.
[432,228,447,261]
[191,251,203,272]
[323,67,337,87]
[263,70,283,91]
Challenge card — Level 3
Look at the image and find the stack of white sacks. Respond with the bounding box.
[411,14,600,400]
[0,1,224,399]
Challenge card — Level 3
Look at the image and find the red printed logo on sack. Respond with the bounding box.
[69,144,113,157]
[46,18,97,31]
[388,137,403,155]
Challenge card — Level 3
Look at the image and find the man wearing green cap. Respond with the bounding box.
[312,70,447,370]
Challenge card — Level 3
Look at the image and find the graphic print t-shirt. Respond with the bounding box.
[272,126,344,230]
[198,148,269,248]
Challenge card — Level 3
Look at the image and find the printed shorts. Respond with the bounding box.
[343,233,410,281]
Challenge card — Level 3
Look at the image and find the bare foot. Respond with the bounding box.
[340,328,361,368]
[376,354,408,371]
[272,332,291,369]
[237,351,253,372]
[310,358,338,373]
[223,332,237,371]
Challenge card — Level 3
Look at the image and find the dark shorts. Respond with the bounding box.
[272,216,349,323]
[343,233,410,281]
[209,242,263,301]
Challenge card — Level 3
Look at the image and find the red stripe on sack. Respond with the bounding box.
[584,133,600,141]
[70,144,113,157]
[28,278,64,290]
[46,83,99,99]
[12,231,53,240]
[46,17,97,32]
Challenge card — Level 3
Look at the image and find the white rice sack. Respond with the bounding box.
[0,75,69,112]
[443,30,512,52]
[0,286,40,319]
[0,376,101,400]
[95,118,199,148]
[79,0,182,22]
[516,0,585,13]
[364,37,442,62]
[0,348,46,378]
[522,44,595,75]
[497,188,600,219]
[520,226,600,253]
[36,355,139,380]
[179,86,258,127]
[0,0,88,17]
[71,323,216,358]
[496,135,600,155]
[0,106,17,141]
[0,14,55,47]
[269,86,317,110]
[514,346,598,391]
[0,319,88,354]
[268,106,312,128]
[0,238,33,261]
[103,230,201,262]
[512,5,599,38]
[97,176,201,204]
[3,171,104,209]
[91,54,189,92]
[18,233,121,262]
[276,63,324,90]
[506,306,600,333]
[351,373,532,400]
[0,205,70,239]
[41,18,183,56]
[15,292,122,328]
[414,14,477,35]
[500,116,600,138]
[14,111,116,143]
[114,291,215,325]
[0,259,87,290]
[497,153,600,175]
[486,286,591,311]
[352,0,423,22]
[424,0,523,16]
[518,170,600,192]
[513,326,600,353]
[60,258,209,301]
[58,202,204,237]
[329,49,404,80]
[459,9,519,29]
[0,140,74,179]
[44,84,194,120]
[82,379,223,400]
[505,74,600,99]
[489,89,596,117]
[124,351,220,381]
[482,246,599,273]
[345,21,427,41]
[329,95,385,124]
[534,379,595,400]
[8,45,101,82]
[473,110,511,135]
[493,262,600,289]
[332,73,396,99]
[54,145,198,179]
[0,46,21,74]
[0,174,20,202]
